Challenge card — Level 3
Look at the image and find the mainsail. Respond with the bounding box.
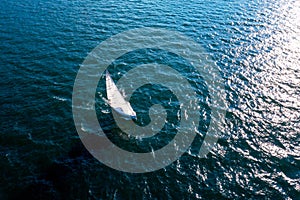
[106,71,136,119]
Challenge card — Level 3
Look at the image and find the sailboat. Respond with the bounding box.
[106,70,137,120]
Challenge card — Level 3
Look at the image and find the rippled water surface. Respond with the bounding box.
[1,0,300,199]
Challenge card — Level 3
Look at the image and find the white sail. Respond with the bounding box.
[106,71,136,119]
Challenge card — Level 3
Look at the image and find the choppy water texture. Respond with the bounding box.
[1,0,300,199]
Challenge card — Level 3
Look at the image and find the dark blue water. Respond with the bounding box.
[1,0,299,199]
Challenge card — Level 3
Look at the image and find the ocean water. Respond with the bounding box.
[1,0,300,199]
